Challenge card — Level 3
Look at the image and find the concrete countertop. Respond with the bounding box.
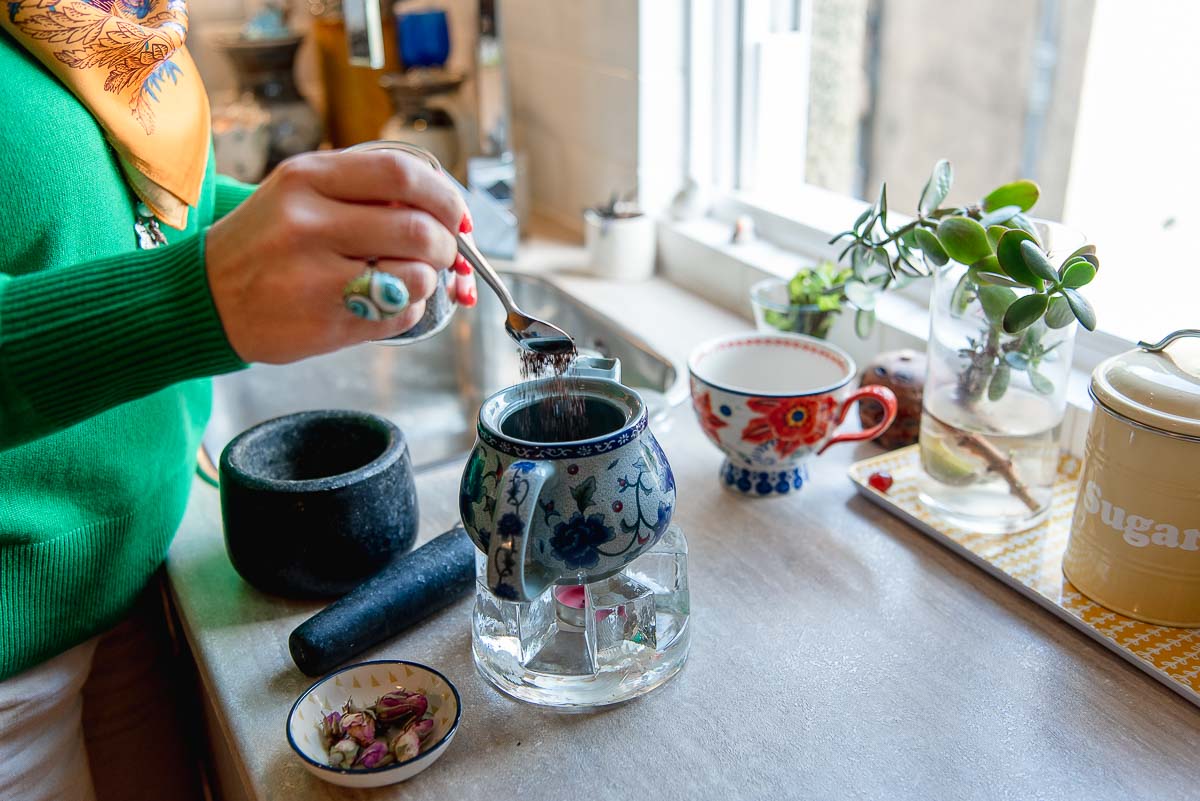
[166,265,1200,801]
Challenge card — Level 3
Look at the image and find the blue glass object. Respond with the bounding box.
[396,9,451,69]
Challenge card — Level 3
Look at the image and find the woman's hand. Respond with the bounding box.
[205,148,477,365]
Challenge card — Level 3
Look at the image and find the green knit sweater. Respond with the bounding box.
[0,32,254,679]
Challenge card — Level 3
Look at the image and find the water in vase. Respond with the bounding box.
[918,383,1061,534]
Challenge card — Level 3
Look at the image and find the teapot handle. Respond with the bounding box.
[486,460,556,603]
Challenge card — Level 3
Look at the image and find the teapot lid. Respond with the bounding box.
[1091,330,1200,438]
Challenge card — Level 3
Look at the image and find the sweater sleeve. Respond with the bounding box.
[213,174,257,220]
[0,232,246,451]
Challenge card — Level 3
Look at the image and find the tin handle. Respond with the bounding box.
[1137,329,1200,352]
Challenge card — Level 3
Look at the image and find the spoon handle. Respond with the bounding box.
[457,233,518,313]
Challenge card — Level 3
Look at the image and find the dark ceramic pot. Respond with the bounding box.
[219,410,417,598]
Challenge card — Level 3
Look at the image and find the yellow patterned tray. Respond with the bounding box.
[849,445,1200,707]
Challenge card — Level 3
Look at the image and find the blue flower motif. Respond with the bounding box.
[652,501,672,538]
[659,464,676,496]
[550,512,615,570]
[512,461,537,474]
[648,437,675,496]
[497,512,523,541]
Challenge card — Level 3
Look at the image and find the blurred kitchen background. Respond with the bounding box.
[190,0,1196,341]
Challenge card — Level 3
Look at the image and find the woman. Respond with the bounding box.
[0,3,475,799]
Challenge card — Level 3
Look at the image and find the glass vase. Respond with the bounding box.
[917,226,1082,534]
[750,277,842,340]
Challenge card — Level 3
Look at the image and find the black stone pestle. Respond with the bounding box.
[289,526,476,677]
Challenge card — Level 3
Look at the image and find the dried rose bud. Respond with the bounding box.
[412,718,435,742]
[375,690,428,724]
[355,739,389,769]
[389,727,421,762]
[320,711,342,743]
[340,711,376,745]
[328,737,359,768]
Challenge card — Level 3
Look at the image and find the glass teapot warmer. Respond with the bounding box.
[471,524,690,710]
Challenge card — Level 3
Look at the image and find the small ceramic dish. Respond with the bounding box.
[286,660,462,789]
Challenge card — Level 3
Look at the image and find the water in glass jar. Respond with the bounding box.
[918,384,1061,534]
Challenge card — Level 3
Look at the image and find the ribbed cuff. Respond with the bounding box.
[0,233,246,439]
[213,174,257,220]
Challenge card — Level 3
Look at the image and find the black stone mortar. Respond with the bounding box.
[219,410,418,598]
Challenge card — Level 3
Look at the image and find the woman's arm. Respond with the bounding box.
[1,148,471,451]
[0,233,244,450]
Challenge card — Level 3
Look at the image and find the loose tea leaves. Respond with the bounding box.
[514,345,590,443]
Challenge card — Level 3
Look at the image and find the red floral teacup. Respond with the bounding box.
[688,333,898,496]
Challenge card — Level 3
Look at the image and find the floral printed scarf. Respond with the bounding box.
[2,0,210,228]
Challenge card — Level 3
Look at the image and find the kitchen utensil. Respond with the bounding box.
[219,410,417,598]
[462,356,689,707]
[459,369,676,602]
[289,527,476,676]
[849,445,1200,708]
[472,523,691,709]
[379,70,465,173]
[346,140,574,355]
[286,660,461,788]
[216,34,322,174]
[583,207,656,281]
[689,332,898,496]
[1063,329,1200,627]
[454,232,575,354]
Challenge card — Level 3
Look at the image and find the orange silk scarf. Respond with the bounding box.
[2,0,210,228]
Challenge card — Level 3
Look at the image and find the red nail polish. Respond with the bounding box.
[463,286,477,307]
[454,254,472,275]
[459,213,473,234]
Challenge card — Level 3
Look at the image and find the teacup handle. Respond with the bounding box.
[486,460,556,603]
[816,385,898,455]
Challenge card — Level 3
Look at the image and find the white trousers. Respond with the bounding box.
[0,639,99,801]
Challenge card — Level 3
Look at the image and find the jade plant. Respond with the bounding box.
[761,260,853,339]
[828,159,1099,402]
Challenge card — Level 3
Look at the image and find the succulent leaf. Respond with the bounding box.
[982,179,1039,212]
[936,216,992,265]
[995,229,1045,289]
[1003,292,1049,333]
[918,159,953,216]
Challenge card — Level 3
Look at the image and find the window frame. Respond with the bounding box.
[673,0,1134,376]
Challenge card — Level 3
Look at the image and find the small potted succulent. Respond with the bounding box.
[829,160,1100,533]
[750,261,853,340]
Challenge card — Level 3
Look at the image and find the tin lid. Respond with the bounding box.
[1091,330,1200,438]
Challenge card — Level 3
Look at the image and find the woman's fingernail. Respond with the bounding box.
[463,285,477,307]
[459,213,473,234]
[454,254,472,275]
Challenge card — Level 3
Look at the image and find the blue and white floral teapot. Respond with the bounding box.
[459,358,676,602]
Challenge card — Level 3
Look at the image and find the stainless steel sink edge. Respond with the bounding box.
[201,271,687,476]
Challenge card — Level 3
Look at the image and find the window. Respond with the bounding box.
[686,0,1198,344]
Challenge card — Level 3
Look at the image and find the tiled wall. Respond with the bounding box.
[502,0,686,233]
